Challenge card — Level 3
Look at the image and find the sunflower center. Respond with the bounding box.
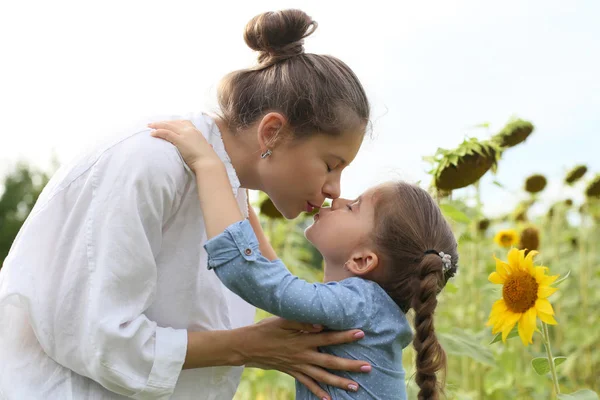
[500,234,513,245]
[502,271,539,313]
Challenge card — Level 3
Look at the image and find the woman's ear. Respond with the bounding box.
[345,251,379,276]
[257,112,288,153]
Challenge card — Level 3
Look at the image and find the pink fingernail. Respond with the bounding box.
[353,331,364,339]
[313,324,322,329]
[360,365,372,372]
[322,398,328,400]
[348,384,358,391]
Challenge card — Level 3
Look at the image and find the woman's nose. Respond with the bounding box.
[322,176,341,200]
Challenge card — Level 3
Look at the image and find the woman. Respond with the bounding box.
[0,9,371,399]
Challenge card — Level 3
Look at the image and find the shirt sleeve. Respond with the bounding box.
[20,135,189,398]
[204,220,372,330]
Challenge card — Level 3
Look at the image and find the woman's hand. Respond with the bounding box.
[237,317,371,400]
[148,120,221,171]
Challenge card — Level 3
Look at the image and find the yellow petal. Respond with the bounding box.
[507,248,523,271]
[487,300,507,329]
[538,311,558,325]
[523,250,536,274]
[540,274,559,286]
[534,266,549,281]
[535,298,555,315]
[489,272,506,284]
[494,256,511,276]
[518,308,537,346]
[501,311,521,341]
[538,285,558,299]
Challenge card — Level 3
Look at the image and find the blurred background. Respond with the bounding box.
[1,1,599,399]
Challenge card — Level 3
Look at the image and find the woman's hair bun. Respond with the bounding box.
[244,9,317,64]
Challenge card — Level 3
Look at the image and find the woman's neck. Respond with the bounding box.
[211,114,262,190]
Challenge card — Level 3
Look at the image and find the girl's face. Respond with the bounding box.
[258,128,365,219]
[305,187,378,268]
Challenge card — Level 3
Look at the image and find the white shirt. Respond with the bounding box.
[0,113,256,399]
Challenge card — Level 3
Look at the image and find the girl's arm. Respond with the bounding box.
[247,194,278,261]
[205,219,372,331]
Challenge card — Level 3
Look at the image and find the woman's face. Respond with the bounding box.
[258,127,365,219]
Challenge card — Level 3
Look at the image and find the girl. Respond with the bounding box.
[150,120,460,400]
[0,9,371,399]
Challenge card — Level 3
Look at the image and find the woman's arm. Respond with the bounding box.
[183,318,369,398]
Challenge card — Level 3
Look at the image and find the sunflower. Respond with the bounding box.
[524,174,547,194]
[494,229,519,248]
[259,197,284,219]
[493,118,534,148]
[519,227,540,255]
[586,174,600,198]
[565,165,587,185]
[425,138,501,191]
[487,249,559,345]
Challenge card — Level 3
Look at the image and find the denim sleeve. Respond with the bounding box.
[204,220,371,330]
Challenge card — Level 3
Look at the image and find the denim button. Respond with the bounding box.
[244,248,252,256]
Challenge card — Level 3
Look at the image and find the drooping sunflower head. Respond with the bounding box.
[494,229,519,248]
[519,226,540,255]
[426,138,502,191]
[524,174,547,194]
[565,165,587,185]
[486,248,559,345]
[260,197,284,219]
[478,218,491,233]
[585,174,600,198]
[492,118,534,148]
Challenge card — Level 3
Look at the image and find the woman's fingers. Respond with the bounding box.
[297,364,359,393]
[311,329,365,347]
[275,317,323,333]
[290,371,331,400]
[311,352,371,373]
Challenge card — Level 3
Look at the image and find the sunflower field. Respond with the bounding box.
[236,118,600,400]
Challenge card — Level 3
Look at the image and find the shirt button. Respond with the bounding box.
[244,248,252,256]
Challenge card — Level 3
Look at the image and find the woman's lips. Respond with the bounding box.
[305,202,319,213]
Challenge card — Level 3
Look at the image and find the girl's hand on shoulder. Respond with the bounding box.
[149,120,222,172]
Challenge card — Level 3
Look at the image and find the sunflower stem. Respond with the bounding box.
[542,322,560,395]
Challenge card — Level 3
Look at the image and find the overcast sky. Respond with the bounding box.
[1,0,598,217]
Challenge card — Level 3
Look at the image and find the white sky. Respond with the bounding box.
[1,0,599,217]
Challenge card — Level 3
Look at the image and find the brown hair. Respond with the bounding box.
[371,182,459,400]
[218,9,370,139]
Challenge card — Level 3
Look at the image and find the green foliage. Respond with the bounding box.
[0,163,51,267]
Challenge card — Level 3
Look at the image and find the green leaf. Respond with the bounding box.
[438,332,495,366]
[531,358,549,375]
[558,390,600,400]
[555,270,571,286]
[490,326,519,344]
[531,356,567,375]
[440,204,471,224]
